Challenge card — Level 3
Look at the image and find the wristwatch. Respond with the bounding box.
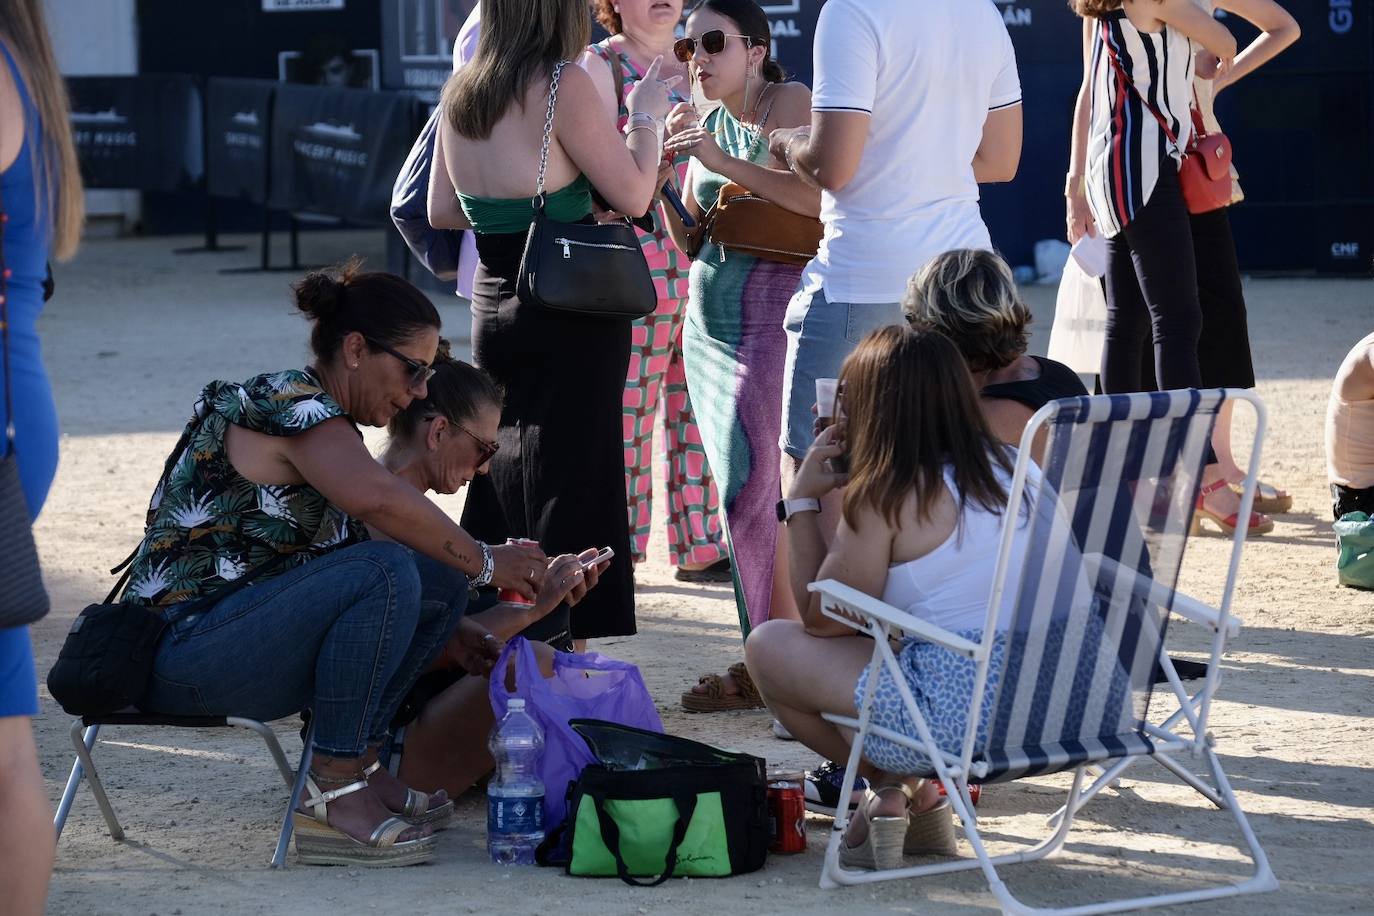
[776,497,821,523]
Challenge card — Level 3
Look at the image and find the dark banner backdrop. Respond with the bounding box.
[67,75,203,191]
[270,83,417,223]
[205,78,277,205]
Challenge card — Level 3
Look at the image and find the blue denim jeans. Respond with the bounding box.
[780,286,904,459]
[142,541,468,758]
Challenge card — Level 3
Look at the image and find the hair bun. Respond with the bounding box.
[435,337,454,362]
[293,255,364,322]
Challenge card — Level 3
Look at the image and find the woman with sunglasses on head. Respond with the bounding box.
[374,349,613,797]
[580,0,731,587]
[651,0,820,712]
[428,0,676,646]
[126,261,546,867]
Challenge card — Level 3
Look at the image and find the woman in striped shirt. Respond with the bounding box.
[1066,0,1270,536]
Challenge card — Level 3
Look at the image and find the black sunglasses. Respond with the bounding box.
[365,337,436,388]
[672,30,755,63]
[428,415,499,467]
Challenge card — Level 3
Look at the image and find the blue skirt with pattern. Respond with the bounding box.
[853,630,1006,776]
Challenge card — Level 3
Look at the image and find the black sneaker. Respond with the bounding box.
[804,761,869,817]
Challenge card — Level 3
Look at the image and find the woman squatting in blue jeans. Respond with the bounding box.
[124,261,548,866]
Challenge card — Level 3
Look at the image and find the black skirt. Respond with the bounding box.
[460,228,636,640]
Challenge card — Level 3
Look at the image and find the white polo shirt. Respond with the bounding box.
[803,0,1022,304]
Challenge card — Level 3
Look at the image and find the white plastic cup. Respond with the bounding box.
[815,377,839,423]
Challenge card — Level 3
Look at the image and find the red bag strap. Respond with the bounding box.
[1101,25,1182,149]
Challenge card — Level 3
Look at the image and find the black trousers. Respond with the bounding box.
[1102,164,1205,395]
[1140,205,1256,390]
[460,230,636,641]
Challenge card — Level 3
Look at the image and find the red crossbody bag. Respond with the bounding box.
[1105,48,1234,215]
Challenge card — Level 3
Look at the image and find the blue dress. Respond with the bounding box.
[1,39,58,717]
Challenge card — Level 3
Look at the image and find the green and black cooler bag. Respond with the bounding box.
[561,720,769,885]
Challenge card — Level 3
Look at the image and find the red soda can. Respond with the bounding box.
[498,539,540,606]
[767,778,806,854]
[935,781,981,806]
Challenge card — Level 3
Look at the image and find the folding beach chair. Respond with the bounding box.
[810,389,1277,914]
[54,712,316,869]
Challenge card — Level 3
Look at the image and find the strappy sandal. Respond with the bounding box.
[1229,478,1293,514]
[362,761,453,831]
[680,661,766,712]
[839,784,912,871]
[1193,478,1274,536]
[293,772,437,867]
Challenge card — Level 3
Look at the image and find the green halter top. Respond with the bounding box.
[457,175,593,235]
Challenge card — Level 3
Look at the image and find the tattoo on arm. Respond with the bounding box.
[443,540,471,565]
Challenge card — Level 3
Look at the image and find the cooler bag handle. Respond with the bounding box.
[589,788,698,887]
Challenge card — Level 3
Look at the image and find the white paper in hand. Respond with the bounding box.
[1069,232,1108,279]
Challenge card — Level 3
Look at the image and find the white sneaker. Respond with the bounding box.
[772,718,796,741]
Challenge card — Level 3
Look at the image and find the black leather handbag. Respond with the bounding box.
[0,187,49,629]
[516,61,656,321]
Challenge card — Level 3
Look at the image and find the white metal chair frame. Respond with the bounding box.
[810,390,1278,915]
[54,714,316,869]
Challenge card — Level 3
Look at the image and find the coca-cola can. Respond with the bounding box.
[499,539,540,606]
[767,779,806,854]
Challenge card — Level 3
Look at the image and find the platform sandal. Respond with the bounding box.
[1193,478,1274,536]
[293,772,437,867]
[362,760,453,831]
[680,661,766,712]
[839,783,913,871]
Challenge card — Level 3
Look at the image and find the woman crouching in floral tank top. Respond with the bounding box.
[126,259,546,867]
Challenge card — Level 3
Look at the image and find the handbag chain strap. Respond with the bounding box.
[532,60,569,212]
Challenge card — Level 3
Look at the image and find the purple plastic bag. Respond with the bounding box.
[489,637,663,830]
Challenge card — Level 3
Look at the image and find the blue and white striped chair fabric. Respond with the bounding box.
[978,390,1221,783]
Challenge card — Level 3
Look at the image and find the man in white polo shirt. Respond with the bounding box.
[770,0,1023,466]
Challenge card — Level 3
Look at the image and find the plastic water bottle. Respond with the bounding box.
[487,698,545,865]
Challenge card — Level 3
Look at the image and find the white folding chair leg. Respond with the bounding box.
[1152,750,1224,808]
[53,724,97,841]
[271,716,315,869]
[67,722,124,841]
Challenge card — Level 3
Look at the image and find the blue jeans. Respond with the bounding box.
[143,541,468,758]
[780,285,904,459]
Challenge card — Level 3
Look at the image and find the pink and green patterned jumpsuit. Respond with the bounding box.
[588,40,727,568]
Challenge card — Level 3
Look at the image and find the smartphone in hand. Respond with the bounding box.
[581,547,615,570]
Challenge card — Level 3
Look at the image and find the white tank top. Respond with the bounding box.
[879,459,1038,633]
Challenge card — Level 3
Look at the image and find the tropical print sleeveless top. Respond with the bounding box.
[1084,11,1196,237]
[122,369,367,606]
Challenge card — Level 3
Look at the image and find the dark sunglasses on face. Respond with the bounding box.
[427,415,499,467]
[365,337,436,388]
[672,30,755,63]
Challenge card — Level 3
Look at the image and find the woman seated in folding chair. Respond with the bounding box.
[746,325,1040,871]
[125,261,547,867]
[902,248,1087,461]
[372,350,613,798]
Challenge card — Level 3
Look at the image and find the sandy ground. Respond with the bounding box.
[25,231,1374,915]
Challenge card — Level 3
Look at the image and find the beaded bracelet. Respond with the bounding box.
[472,540,495,588]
